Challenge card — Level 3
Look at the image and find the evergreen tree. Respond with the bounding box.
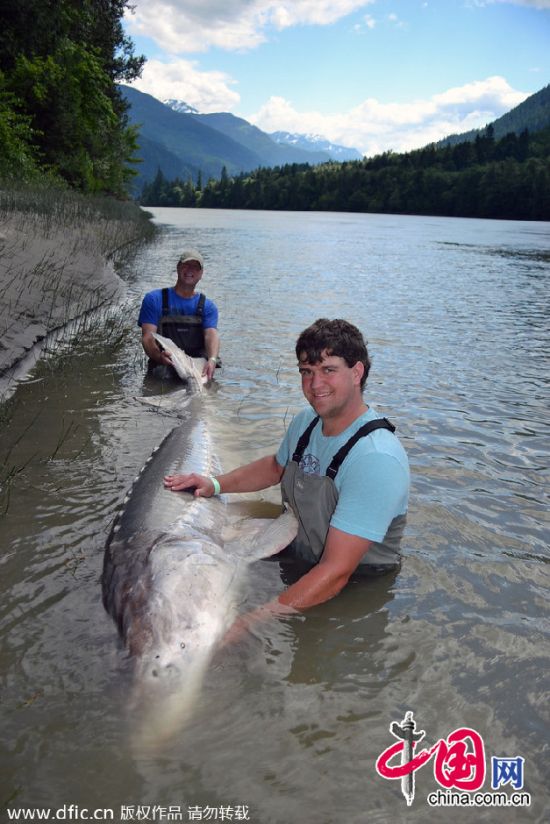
[0,0,144,194]
[137,126,550,221]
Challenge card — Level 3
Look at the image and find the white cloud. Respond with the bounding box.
[130,58,241,112]
[247,76,529,155]
[266,0,376,26]
[354,13,376,31]
[387,12,406,27]
[125,0,376,53]
[431,75,526,112]
[487,0,550,8]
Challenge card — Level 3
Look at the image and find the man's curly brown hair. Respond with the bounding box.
[295,318,371,390]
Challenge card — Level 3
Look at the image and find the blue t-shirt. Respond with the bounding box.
[276,406,409,544]
[137,288,218,329]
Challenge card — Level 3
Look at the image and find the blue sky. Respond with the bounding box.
[123,0,550,155]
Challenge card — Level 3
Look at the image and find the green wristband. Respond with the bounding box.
[210,476,221,496]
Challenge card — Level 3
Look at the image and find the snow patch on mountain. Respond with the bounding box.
[269,131,362,161]
[163,99,199,115]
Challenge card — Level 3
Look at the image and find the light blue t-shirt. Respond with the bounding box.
[276,406,410,544]
[137,288,218,329]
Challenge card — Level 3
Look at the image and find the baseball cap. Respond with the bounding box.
[178,249,204,269]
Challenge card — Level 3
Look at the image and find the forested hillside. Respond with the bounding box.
[142,126,550,221]
[0,0,144,196]
[437,84,550,148]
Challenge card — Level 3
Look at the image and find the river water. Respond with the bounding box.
[1,208,549,822]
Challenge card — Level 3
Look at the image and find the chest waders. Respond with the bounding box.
[281,416,407,570]
[158,289,207,357]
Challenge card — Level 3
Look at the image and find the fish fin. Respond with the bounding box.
[221,517,273,544]
[137,393,191,415]
[224,508,298,563]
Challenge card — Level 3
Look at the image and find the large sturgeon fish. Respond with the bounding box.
[102,341,297,742]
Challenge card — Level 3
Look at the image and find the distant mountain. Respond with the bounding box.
[162,100,362,163]
[120,86,263,192]
[161,99,334,165]
[121,87,338,193]
[436,83,550,148]
[270,131,363,161]
[189,112,332,166]
[121,88,361,194]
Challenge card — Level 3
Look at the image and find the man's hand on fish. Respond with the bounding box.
[202,358,217,382]
[164,472,214,496]
[221,602,298,646]
[159,350,173,367]
[153,338,173,367]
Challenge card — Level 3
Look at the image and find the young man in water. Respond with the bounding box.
[138,249,220,382]
[165,318,409,623]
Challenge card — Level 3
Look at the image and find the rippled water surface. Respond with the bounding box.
[1,209,549,822]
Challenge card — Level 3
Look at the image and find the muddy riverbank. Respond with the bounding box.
[0,189,154,395]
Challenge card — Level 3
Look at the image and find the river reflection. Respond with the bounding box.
[1,209,549,822]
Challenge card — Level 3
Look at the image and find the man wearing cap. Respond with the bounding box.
[138,249,220,381]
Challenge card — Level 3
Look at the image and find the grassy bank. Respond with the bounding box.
[0,183,155,391]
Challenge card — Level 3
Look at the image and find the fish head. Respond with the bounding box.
[136,642,210,696]
[130,563,232,751]
[134,536,234,687]
[130,647,212,751]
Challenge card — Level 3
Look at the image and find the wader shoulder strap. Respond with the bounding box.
[326,418,396,480]
[196,293,205,317]
[161,288,170,316]
[291,416,320,463]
